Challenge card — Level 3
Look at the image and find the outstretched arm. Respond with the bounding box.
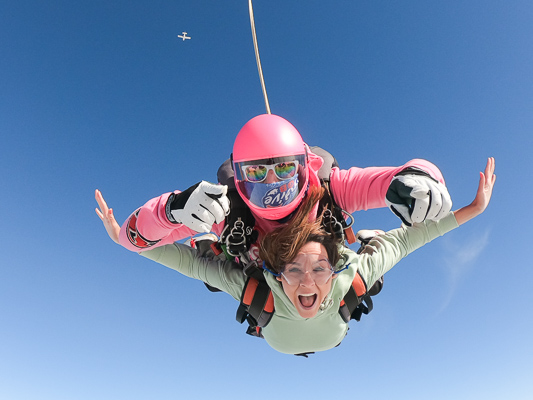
[354,158,496,288]
[329,158,451,225]
[453,157,496,225]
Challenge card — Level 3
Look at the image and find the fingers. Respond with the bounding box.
[95,189,107,221]
[433,188,452,220]
[202,183,230,217]
[481,157,496,191]
[95,189,108,213]
[95,189,116,222]
[210,202,228,224]
[486,157,496,186]
[409,186,431,199]
[389,204,413,226]
[425,180,452,220]
[217,194,231,217]
[196,206,222,230]
[202,181,228,197]
[424,192,441,221]
[356,229,385,243]
[409,178,453,223]
[406,181,431,222]
[410,195,430,223]
[408,181,431,223]
[485,157,495,175]
[200,182,230,221]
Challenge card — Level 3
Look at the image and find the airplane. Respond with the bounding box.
[177,32,191,41]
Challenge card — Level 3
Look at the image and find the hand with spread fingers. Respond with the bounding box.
[454,157,496,225]
[95,189,121,244]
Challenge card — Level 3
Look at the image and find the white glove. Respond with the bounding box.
[385,173,452,226]
[166,181,230,233]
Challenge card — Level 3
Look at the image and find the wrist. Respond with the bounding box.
[453,202,482,225]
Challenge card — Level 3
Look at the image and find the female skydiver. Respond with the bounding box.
[96,158,495,355]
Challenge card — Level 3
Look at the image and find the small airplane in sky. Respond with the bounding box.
[177,32,191,41]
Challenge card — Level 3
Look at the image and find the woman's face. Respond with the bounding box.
[277,241,336,318]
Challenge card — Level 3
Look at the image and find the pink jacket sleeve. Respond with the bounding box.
[329,159,445,212]
[118,191,225,252]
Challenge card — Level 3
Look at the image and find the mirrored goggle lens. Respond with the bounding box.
[243,161,298,182]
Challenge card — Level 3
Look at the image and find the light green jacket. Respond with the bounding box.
[141,213,459,354]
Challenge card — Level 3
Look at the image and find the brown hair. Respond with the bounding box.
[259,186,342,274]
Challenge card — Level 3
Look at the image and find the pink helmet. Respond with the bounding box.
[233,114,309,220]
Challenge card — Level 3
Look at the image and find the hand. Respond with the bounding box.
[355,229,385,255]
[355,229,385,246]
[166,181,230,233]
[386,172,452,226]
[454,157,496,225]
[470,157,496,214]
[95,189,120,244]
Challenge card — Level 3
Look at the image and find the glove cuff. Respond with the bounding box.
[165,183,202,224]
[165,193,179,223]
[395,167,437,183]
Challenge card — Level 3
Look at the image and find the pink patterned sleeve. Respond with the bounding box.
[329,159,445,212]
[118,191,225,252]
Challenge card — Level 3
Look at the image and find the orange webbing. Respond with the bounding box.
[345,227,356,244]
[264,292,274,313]
[243,278,259,305]
[352,273,367,297]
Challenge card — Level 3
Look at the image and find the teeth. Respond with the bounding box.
[300,293,315,297]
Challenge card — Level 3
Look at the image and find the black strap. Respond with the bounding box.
[236,278,274,330]
[351,296,373,322]
[339,272,369,323]
[294,352,315,358]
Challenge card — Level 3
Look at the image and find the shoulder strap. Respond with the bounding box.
[308,146,339,181]
[236,277,275,338]
[339,271,368,323]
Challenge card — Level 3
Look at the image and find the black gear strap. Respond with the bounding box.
[394,166,437,182]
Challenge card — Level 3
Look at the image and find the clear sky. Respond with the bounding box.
[1,1,532,399]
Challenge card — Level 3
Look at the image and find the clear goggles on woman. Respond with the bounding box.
[263,259,349,286]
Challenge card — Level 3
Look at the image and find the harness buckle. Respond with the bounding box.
[224,218,247,257]
[323,209,344,240]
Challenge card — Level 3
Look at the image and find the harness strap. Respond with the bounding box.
[236,277,274,329]
[339,271,368,323]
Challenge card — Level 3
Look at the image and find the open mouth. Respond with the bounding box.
[298,293,317,309]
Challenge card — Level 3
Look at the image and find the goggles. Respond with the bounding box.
[263,261,349,286]
[240,160,299,183]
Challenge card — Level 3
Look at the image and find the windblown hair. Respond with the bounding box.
[259,186,343,274]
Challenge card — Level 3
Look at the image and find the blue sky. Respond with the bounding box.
[1,1,532,399]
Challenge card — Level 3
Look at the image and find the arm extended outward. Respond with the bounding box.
[353,157,496,288]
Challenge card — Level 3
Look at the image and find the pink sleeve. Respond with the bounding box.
[118,191,225,252]
[329,159,445,212]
